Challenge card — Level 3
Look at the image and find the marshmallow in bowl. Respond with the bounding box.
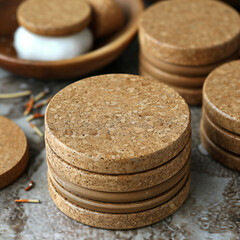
[14,27,94,61]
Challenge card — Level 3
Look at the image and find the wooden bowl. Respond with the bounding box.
[0,0,144,80]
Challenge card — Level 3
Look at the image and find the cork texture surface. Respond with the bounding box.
[200,121,240,171]
[203,60,240,135]
[140,68,202,105]
[48,169,189,214]
[0,115,28,189]
[48,175,190,230]
[46,137,191,192]
[140,48,240,77]
[202,110,240,155]
[87,0,124,38]
[48,159,190,203]
[140,55,205,88]
[139,0,240,65]
[17,0,92,36]
[45,74,191,174]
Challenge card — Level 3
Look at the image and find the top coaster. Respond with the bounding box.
[45,74,191,174]
[203,60,240,135]
[17,0,92,36]
[139,0,240,66]
[0,116,28,189]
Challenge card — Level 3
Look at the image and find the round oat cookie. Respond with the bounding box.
[45,74,191,174]
[0,116,28,189]
[139,0,240,66]
[48,174,190,229]
[203,60,240,135]
[17,0,92,36]
[200,121,240,171]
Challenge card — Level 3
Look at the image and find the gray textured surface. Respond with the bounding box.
[0,35,240,239]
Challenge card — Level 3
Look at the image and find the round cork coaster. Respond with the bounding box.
[140,68,202,106]
[202,110,240,155]
[17,0,92,36]
[139,0,240,66]
[140,55,205,88]
[200,121,240,171]
[46,137,191,192]
[45,74,191,174]
[48,175,190,229]
[49,169,189,214]
[203,60,240,135]
[0,116,28,189]
[49,158,190,203]
[87,0,124,38]
[140,48,240,77]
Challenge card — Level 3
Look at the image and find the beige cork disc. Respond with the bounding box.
[46,136,191,192]
[202,110,240,155]
[0,116,28,189]
[48,158,190,203]
[87,0,124,38]
[140,48,240,78]
[139,55,205,88]
[49,169,189,214]
[17,0,92,36]
[45,74,191,174]
[139,0,240,66]
[203,60,240,135]
[140,68,202,106]
[48,175,190,229]
[200,121,240,171]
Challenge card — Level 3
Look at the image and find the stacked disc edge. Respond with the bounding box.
[138,0,240,105]
[200,60,240,171]
[45,74,191,229]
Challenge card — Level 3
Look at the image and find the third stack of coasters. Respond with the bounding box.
[138,0,240,105]
[200,60,240,171]
[45,74,191,229]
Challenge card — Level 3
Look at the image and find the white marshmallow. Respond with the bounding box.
[14,26,94,61]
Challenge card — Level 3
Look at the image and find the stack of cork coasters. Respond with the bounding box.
[139,0,240,105]
[201,60,240,172]
[0,116,28,189]
[45,74,191,229]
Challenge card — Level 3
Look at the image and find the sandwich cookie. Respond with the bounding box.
[0,116,29,189]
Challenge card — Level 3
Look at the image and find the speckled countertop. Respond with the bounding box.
[0,28,240,240]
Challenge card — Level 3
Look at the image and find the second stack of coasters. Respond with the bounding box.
[45,74,191,229]
[138,0,240,105]
[200,60,240,171]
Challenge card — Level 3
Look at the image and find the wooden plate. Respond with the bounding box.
[0,0,144,80]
